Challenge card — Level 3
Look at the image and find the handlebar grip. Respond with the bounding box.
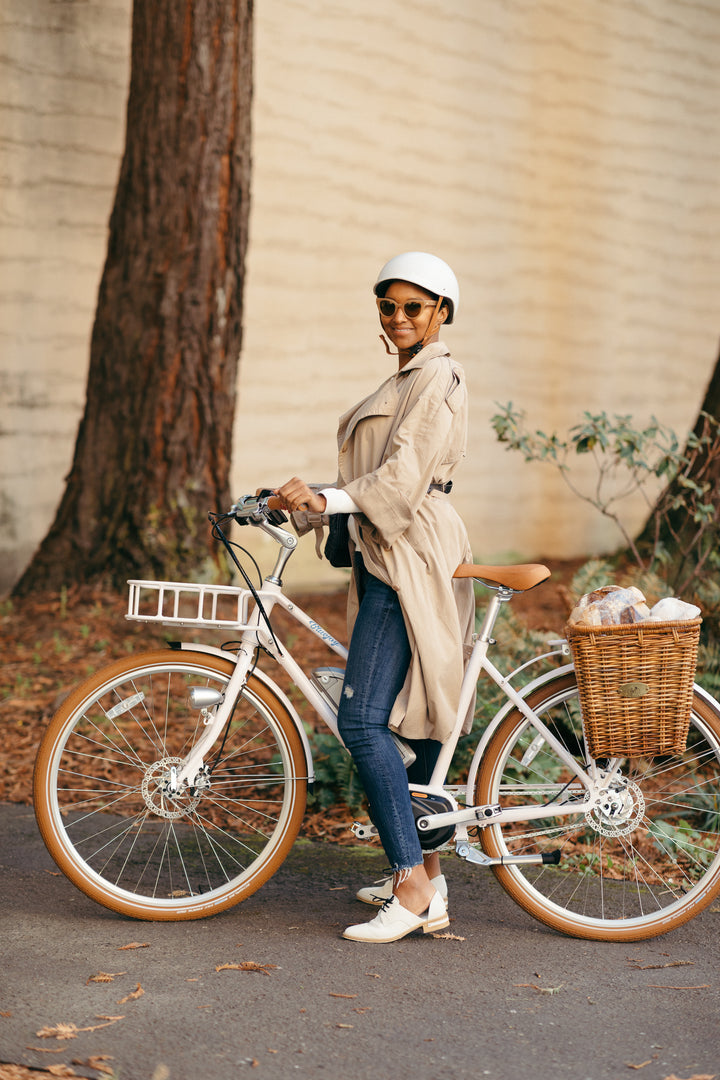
[254,488,284,510]
[253,489,289,525]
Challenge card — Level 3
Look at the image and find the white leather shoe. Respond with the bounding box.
[356,873,448,908]
[342,891,449,943]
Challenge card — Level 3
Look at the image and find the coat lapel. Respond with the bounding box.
[337,342,451,451]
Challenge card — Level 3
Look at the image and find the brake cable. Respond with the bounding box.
[202,512,284,777]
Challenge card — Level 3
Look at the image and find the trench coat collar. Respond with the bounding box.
[337,341,452,451]
[395,339,450,375]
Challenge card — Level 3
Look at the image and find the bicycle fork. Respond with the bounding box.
[173,636,259,793]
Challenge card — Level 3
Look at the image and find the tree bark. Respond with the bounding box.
[14,0,253,594]
[635,340,720,565]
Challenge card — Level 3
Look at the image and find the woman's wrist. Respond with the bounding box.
[320,488,360,515]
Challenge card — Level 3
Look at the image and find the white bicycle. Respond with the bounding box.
[34,494,720,940]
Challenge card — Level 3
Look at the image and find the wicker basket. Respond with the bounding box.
[566,617,701,758]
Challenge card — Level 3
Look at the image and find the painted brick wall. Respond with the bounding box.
[2,0,719,591]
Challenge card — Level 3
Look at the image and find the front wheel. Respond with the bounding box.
[34,650,308,920]
[476,671,720,941]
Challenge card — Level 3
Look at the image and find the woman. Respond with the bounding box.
[276,252,475,943]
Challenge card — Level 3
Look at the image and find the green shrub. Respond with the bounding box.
[492,404,720,612]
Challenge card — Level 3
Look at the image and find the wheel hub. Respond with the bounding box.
[141,756,202,820]
[586,778,645,838]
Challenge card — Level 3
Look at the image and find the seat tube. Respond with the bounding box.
[477,589,511,643]
[429,588,512,787]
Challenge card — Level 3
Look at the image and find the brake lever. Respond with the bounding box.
[255,489,289,526]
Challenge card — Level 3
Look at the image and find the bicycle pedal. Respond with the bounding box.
[351,821,379,840]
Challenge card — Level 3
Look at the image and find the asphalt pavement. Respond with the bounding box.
[1,802,719,1080]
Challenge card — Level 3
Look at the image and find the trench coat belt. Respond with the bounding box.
[427,481,453,494]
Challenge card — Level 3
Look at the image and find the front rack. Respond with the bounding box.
[127,579,253,630]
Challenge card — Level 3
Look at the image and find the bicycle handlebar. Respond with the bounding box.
[229,492,288,526]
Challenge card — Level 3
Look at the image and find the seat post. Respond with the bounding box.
[476,587,514,644]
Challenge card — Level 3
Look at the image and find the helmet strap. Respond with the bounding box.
[379,333,399,356]
[420,295,445,347]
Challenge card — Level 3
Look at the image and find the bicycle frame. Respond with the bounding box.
[162,514,604,854]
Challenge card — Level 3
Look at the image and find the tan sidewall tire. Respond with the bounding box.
[476,673,720,942]
[33,650,308,921]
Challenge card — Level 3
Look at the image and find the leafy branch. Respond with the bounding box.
[491,404,720,597]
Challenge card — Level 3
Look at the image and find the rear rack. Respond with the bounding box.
[127,579,253,630]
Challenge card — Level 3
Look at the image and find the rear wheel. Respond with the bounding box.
[34,650,308,920]
[476,671,720,941]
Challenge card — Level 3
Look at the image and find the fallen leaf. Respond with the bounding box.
[514,982,565,995]
[72,1056,115,1076]
[36,1023,80,1041]
[628,960,695,970]
[77,1015,125,1033]
[662,1075,716,1080]
[353,1007,372,1014]
[365,972,381,978]
[329,993,357,999]
[117,983,144,1004]
[47,1066,78,1078]
[216,962,278,975]
[25,1045,65,1053]
[431,931,466,940]
[117,942,149,950]
[626,1060,653,1070]
[328,886,347,891]
[87,972,126,984]
[1,1010,12,1017]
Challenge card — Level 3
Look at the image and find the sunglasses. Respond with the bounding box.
[376,297,436,320]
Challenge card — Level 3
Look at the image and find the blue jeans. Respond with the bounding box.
[337,557,441,872]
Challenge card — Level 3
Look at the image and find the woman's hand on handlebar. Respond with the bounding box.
[274,478,327,515]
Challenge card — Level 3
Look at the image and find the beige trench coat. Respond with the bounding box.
[336,341,476,742]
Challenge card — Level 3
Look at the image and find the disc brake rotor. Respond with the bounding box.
[141,756,202,820]
[585,778,645,838]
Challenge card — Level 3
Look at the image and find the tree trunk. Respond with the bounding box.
[635,340,720,574]
[14,0,253,594]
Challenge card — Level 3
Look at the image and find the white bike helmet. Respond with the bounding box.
[373,251,459,324]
